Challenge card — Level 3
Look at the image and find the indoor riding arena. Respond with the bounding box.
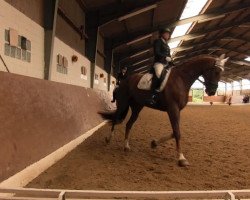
[0,0,250,199]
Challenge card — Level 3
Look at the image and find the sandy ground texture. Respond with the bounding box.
[28,105,250,191]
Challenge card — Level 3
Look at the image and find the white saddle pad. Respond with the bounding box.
[137,68,172,92]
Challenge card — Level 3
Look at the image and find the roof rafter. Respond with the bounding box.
[112,2,250,48]
[174,45,250,61]
[97,0,162,26]
[117,34,250,67]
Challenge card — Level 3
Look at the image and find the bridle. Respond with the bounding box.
[197,61,224,90]
[197,78,218,91]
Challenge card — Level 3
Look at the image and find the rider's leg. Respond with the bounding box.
[147,63,165,105]
[153,63,168,92]
[155,69,168,92]
[154,63,164,79]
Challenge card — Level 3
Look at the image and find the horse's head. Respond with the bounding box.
[202,54,229,96]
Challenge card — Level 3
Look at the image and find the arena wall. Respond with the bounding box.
[0,0,45,78]
[203,95,225,102]
[93,65,109,91]
[50,37,91,88]
[4,0,44,27]
[55,0,86,57]
[0,71,112,182]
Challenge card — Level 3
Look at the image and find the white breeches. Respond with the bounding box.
[153,63,167,78]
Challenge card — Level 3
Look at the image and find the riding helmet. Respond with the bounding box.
[159,27,171,35]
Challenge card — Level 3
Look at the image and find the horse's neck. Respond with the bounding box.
[177,63,205,91]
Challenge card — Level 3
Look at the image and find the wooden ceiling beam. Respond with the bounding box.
[125,58,154,70]
[174,45,250,62]
[112,3,250,48]
[120,49,152,63]
[75,0,88,13]
[168,2,250,28]
[117,34,250,63]
[118,35,250,68]
[139,69,149,74]
[118,4,157,21]
[97,1,162,26]
[113,17,250,48]
[230,60,250,67]
[133,65,151,72]
[115,43,152,60]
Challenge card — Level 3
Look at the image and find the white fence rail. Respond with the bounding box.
[0,188,250,200]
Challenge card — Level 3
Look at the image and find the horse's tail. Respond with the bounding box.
[99,79,130,124]
[98,111,115,121]
[99,103,129,124]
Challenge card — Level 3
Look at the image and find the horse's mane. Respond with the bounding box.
[175,54,216,67]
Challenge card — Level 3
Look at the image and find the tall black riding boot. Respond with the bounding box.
[155,69,167,92]
[147,69,168,105]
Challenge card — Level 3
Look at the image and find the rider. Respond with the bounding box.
[153,27,173,91]
[111,67,128,103]
[148,27,173,104]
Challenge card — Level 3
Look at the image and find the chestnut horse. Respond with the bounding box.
[100,54,228,167]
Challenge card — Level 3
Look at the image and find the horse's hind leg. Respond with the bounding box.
[106,99,128,144]
[124,102,143,151]
[105,121,115,144]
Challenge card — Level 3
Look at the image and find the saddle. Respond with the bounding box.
[137,68,172,92]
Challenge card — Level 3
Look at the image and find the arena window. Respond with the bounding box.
[4,28,32,62]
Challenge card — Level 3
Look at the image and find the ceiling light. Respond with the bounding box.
[180,0,208,20]
[170,0,208,55]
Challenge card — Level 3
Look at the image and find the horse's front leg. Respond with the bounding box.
[168,106,189,167]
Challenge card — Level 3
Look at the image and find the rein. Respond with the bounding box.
[197,78,205,85]
[197,78,218,91]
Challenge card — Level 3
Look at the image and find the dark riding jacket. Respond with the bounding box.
[154,38,171,65]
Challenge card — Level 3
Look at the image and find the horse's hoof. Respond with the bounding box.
[178,159,190,167]
[105,137,110,144]
[151,140,157,149]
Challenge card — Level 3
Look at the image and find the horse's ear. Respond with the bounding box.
[224,57,229,62]
[220,54,225,59]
